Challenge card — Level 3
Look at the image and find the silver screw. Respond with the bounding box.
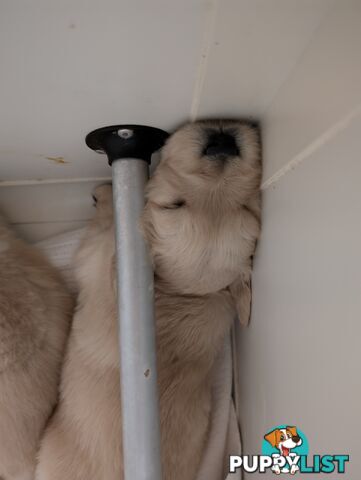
[118,128,133,139]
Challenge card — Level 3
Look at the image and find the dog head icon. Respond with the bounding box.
[264,426,303,456]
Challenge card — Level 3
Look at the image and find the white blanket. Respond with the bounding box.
[36,229,242,480]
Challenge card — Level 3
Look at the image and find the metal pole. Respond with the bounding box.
[112,158,161,480]
[85,125,169,480]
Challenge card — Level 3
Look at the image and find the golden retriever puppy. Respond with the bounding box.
[0,213,73,480]
[36,119,261,480]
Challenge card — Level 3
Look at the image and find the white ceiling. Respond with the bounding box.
[0,0,334,183]
[4,0,360,243]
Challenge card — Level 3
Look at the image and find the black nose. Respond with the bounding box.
[292,435,300,443]
[203,132,239,158]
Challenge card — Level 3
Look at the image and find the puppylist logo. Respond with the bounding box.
[229,425,349,475]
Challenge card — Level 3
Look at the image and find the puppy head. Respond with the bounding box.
[141,119,261,295]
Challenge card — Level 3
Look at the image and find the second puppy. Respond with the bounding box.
[36,120,261,480]
[0,213,73,480]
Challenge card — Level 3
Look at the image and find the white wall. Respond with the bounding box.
[236,3,361,478]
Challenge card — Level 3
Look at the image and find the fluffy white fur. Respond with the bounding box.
[0,214,73,480]
[36,120,261,480]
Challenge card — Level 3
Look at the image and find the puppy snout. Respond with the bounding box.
[203,132,239,158]
[292,435,301,443]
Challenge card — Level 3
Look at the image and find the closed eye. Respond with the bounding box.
[161,200,186,210]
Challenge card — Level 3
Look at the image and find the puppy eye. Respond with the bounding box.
[162,200,186,210]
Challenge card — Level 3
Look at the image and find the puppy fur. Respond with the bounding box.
[36,119,261,480]
[0,214,73,480]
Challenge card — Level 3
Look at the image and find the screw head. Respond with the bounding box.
[117,128,133,139]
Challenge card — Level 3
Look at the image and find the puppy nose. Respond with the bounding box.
[292,435,301,443]
[203,132,239,158]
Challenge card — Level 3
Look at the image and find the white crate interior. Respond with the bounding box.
[1,1,360,477]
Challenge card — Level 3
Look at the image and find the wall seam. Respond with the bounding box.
[189,0,219,121]
[0,176,112,187]
[261,102,361,190]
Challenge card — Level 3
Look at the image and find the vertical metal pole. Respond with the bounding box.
[86,124,168,480]
[112,159,161,480]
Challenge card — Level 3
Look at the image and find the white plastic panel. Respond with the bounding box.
[197,0,334,119]
[0,182,97,223]
[0,0,207,181]
[14,220,88,243]
[236,105,361,479]
[0,182,98,241]
[262,0,361,182]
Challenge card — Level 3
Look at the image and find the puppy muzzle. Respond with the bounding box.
[203,132,239,159]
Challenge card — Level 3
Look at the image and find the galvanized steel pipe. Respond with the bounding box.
[86,125,169,480]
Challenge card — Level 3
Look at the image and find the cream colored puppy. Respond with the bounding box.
[36,120,261,480]
[0,214,73,480]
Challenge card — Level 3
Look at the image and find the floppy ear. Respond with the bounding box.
[264,429,278,447]
[287,426,297,437]
[228,275,252,327]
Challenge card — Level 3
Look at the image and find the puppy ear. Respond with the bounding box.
[264,429,278,448]
[228,276,252,327]
[287,426,297,437]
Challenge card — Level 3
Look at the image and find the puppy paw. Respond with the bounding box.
[92,184,113,214]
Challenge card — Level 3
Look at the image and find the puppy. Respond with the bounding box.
[36,119,261,480]
[0,213,73,480]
